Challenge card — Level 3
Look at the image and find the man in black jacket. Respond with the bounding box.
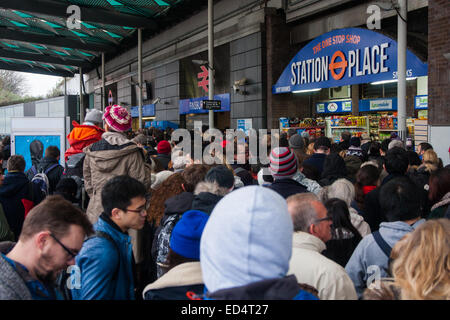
[363,147,409,232]
[267,147,307,199]
[30,146,64,195]
[0,155,44,240]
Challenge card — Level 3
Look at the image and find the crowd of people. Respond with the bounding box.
[0,104,449,300]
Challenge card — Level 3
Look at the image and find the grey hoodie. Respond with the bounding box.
[200,186,293,294]
[345,219,425,299]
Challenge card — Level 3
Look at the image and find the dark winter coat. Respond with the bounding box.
[362,174,403,232]
[0,172,44,239]
[428,192,450,220]
[302,153,327,177]
[151,192,194,278]
[408,164,437,218]
[156,153,171,170]
[323,228,362,268]
[205,275,318,300]
[266,178,307,199]
[318,153,348,187]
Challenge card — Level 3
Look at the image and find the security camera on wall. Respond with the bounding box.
[152,97,161,104]
[233,78,248,95]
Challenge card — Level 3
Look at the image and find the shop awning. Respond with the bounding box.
[272,28,428,94]
[0,0,206,77]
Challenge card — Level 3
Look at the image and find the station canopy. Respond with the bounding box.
[0,0,205,77]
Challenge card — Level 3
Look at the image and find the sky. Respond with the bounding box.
[19,72,63,97]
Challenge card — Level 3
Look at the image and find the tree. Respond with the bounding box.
[0,70,27,96]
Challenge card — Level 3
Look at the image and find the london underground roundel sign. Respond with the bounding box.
[272,28,428,94]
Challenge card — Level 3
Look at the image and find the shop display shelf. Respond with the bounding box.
[330,126,367,129]
[378,129,398,131]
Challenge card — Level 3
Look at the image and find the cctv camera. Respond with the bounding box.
[152,97,161,104]
[233,84,240,93]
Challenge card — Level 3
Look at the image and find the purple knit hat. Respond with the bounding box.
[103,105,131,132]
[269,147,298,179]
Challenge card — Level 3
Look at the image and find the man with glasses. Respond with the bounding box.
[72,175,149,300]
[286,193,357,300]
[0,195,93,300]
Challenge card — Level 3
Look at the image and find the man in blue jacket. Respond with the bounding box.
[72,175,149,300]
[345,177,425,299]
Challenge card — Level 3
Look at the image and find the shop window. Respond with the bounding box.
[329,85,351,99]
[362,83,397,99]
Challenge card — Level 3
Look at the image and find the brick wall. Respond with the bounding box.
[428,0,450,125]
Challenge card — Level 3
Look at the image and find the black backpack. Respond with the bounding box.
[57,231,120,300]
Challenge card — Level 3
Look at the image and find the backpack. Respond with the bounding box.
[31,163,59,196]
[58,231,120,300]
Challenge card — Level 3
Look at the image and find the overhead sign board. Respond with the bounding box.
[202,100,221,110]
[179,93,230,115]
[359,98,398,112]
[273,28,428,94]
[316,100,352,114]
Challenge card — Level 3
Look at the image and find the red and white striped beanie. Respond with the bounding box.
[269,147,298,179]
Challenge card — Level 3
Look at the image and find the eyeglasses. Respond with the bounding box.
[315,216,333,223]
[49,233,78,259]
[125,195,151,215]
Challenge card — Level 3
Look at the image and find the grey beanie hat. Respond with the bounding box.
[84,109,103,124]
[289,134,305,150]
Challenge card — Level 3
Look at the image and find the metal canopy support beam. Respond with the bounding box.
[0,49,93,68]
[397,0,407,142]
[0,0,158,29]
[102,53,105,111]
[0,28,115,52]
[80,68,84,124]
[138,28,143,129]
[0,61,74,77]
[208,0,214,129]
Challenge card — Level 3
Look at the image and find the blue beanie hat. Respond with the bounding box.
[170,210,209,260]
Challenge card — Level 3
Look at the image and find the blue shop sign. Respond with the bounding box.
[273,28,428,94]
[179,93,230,115]
[130,104,155,118]
[415,95,428,110]
[359,98,397,112]
[316,100,352,113]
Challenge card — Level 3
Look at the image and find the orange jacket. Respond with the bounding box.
[65,121,104,161]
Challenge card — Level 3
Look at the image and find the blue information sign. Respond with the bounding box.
[179,93,230,115]
[273,28,428,94]
[316,100,352,114]
[130,104,155,118]
[415,95,428,110]
[359,98,398,112]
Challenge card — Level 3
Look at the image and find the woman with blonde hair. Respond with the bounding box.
[364,218,450,300]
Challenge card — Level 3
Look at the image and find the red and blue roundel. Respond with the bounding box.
[272,28,428,94]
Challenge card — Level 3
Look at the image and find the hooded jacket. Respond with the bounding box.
[200,186,317,300]
[302,153,327,176]
[64,121,104,161]
[288,232,357,300]
[0,172,44,239]
[143,261,204,300]
[72,215,135,300]
[345,219,425,299]
[83,131,152,223]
